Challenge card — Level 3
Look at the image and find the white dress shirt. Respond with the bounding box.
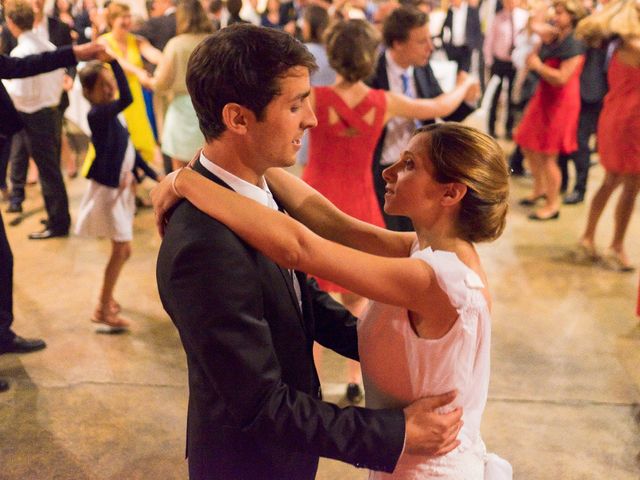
[199,152,303,307]
[451,2,468,47]
[380,51,418,167]
[3,30,64,113]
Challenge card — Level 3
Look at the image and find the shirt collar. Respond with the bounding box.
[385,50,414,80]
[198,151,276,209]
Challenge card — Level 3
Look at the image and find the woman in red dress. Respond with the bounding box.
[572,0,640,271]
[302,19,477,401]
[514,0,586,220]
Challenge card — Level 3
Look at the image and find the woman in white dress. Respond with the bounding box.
[152,122,512,479]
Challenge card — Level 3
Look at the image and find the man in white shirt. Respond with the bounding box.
[438,0,483,73]
[3,0,70,238]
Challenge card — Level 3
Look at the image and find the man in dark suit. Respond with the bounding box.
[0,41,106,392]
[134,0,176,52]
[438,0,483,73]
[2,0,74,238]
[368,6,476,232]
[156,25,462,480]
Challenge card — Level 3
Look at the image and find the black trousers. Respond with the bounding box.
[560,100,603,195]
[9,108,70,232]
[0,140,15,343]
[372,159,414,232]
[488,59,517,136]
[0,135,10,191]
[444,45,472,73]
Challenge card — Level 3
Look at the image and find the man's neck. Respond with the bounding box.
[202,142,263,186]
[388,49,411,70]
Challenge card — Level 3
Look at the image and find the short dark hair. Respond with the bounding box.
[186,24,317,141]
[79,60,107,96]
[325,19,379,83]
[5,0,35,31]
[383,6,428,47]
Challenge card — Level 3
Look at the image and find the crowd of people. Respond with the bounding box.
[0,0,638,477]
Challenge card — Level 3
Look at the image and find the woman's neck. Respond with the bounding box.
[112,28,128,42]
[413,217,468,253]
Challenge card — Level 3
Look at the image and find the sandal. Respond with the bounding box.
[600,250,635,272]
[91,305,130,333]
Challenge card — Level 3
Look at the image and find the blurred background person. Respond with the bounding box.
[513,0,586,221]
[570,0,640,271]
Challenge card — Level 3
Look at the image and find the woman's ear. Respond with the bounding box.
[221,103,251,135]
[441,182,467,206]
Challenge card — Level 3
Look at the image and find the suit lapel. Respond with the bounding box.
[192,159,307,327]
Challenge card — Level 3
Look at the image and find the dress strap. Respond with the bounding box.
[321,87,386,135]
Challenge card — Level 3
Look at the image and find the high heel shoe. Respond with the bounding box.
[519,194,547,206]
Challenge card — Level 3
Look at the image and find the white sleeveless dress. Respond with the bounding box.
[358,246,511,480]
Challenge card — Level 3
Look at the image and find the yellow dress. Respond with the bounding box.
[99,32,156,164]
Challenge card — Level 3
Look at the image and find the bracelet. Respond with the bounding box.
[171,168,184,198]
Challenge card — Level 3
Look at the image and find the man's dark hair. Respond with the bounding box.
[383,6,428,48]
[186,24,317,141]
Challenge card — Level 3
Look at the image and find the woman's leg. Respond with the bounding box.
[339,292,367,403]
[536,152,561,216]
[522,149,545,201]
[580,172,623,249]
[607,174,640,267]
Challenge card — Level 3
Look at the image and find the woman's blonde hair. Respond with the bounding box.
[553,0,587,27]
[576,0,640,47]
[106,2,130,29]
[324,19,380,83]
[176,0,214,35]
[415,123,510,243]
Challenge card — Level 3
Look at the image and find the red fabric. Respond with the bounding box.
[515,56,584,154]
[303,86,387,293]
[597,53,640,174]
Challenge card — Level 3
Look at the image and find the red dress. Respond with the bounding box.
[597,52,640,174]
[303,86,386,293]
[515,35,585,155]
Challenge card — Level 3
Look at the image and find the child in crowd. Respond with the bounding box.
[76,58,158,331]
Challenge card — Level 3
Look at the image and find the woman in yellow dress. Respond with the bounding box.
[97,2,163,165]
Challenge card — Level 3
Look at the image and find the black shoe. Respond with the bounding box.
[6,202,22,213]
[518,194,546,206]
[346,383,363,403]
[28,228,68,240]
[563,191,584,205]
[0,378,8,392]
[0,335,46,354]
[528,210,560,221]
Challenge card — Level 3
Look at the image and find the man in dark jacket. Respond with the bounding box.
[156,24,463,480]
[0,41,106,392]
[368,6,477,231]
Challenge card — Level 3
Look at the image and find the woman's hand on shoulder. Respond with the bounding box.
[150,168,187,237]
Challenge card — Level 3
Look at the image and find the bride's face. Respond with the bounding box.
[381,132,448,222]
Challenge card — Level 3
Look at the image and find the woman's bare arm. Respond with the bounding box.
[155,168,434,315]
[384,77,475,124]
[266,168,414,258]
[527,53,583,86]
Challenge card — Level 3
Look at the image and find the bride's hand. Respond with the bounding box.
[150,169,184,237]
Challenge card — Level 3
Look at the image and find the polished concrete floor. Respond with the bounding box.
[1,149,639,479]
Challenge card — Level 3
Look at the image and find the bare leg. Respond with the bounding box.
[581,172,623,249]
[340,292,367,403]
[523,150,546,200]
[608,174,640,267]
[535,153,561,217]
[93,241,132,327]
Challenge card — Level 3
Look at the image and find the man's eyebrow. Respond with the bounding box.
[289,90,311,102]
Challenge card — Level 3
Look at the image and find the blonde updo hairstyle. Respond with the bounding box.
[324,19,380,83]
[415,123,510,243]
[576,0,640,47]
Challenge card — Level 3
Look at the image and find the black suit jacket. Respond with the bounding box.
[439,5,483,50]
[134,12,176,51]
[0,46,76,138]
[156,161,405,480]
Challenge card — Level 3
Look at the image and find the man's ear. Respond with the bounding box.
[441,182,467,206]
[221,103,251,135]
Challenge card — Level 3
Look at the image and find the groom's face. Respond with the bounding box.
[246,66,318,172]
